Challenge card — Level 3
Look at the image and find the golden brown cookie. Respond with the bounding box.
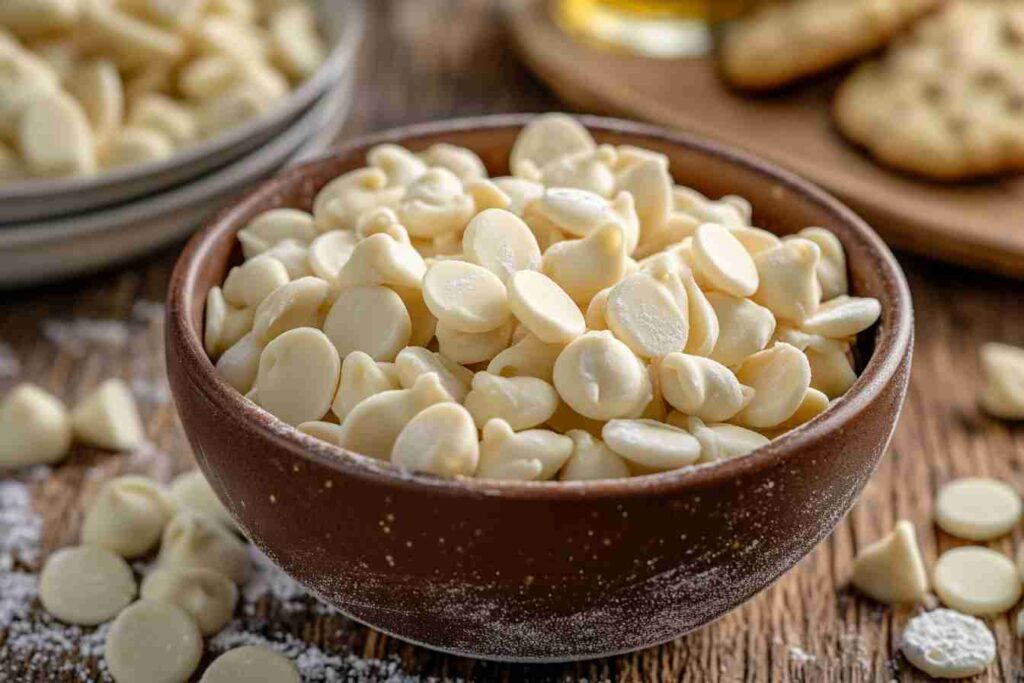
[719,0,940,91]
[834,1,1024,180]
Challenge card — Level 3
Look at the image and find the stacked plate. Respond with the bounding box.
[0,0,365,288]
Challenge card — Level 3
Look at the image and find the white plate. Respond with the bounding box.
[0,0,365,224]
[0,71,354,288]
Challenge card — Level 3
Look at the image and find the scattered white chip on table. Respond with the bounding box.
[201,117,879,482]
[934,477,1022,541]
[850,520,928,604]
[978,342,1024,419]
[81,475,174,558]
[39,545,136,626]
[0,383,72,467]
[200,646,300,683]
[158,511,250,584]
[105,600,202,683]
[933,546,1022,616]
[140,567,237,636]
[168,469,235,531]
[901,609,995,679]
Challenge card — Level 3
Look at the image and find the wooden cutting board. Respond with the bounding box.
[505,0,1024,278]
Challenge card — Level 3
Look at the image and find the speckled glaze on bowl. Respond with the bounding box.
[166,114,913,662]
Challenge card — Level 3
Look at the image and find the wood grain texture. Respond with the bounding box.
[505,0,1024,279]
[1,1,1023,680]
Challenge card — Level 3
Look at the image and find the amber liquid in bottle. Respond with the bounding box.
[556,0,750,57]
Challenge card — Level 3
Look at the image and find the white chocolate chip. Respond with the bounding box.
[463,209,541,282]
[201,646,300,683]
[129,93,196,147]
[553,331,652,421]
[323,286,411,362]
[851,520,929,605]
[313,168,404,233]
[752,238,821,323]
[261,239,312,279]
[81,475,173,558]
[71,379,145,451]
[800,295,881,338]
[510,113,595,178]
[692,223,759,297]
[332,351,401,421]
[935,478,1023,541]
[540,145,617,197]
[617,158,672,249]
[605,271,688,359]
[659,353,752,422]
[105,600,202,683]
[158,511,249,584]
[257,327,340,426]
[423,260,511,334]
[477,419,573,481]
[733,343,811,428]
[336,232,426,291]
[0,383,72,467]
[168,469,234,532]
[395,346,472,403]
[602,419,701,471]
[706,292,776,367]
[543,222,628,305]
[933,547,1022,616]
[215,331,264,394]
[252,277,328,343]
[367,143,428,188]
[492,176,544,216]
[308,230,360,286]
[436,319,513,365]
[269,2,325,80]
[464,372,559,431]
[508,270,585,344]
[40,546,136,626]
[487,332,564,383]
[338,373,452,460]
[19,91,96,177]
[391,402,479,479]
[223,255,290,309]
[559,430,631,481]
[669,414,768,462]
[978,342,1024,419]
[800,227,848,301]
[204,286,254,359]
[67,59,122,148]
[297,420,343,446]
[420,143,487,183]
[238,209,317,260]
[141,567,237,636]
[396,168,475,238]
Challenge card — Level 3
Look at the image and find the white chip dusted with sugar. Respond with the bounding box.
[423,260,511,334]
[901,609,995,679]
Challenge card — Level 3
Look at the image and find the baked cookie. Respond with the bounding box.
[719,0,939,90]
[834,1,1024,180]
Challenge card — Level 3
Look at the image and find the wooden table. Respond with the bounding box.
[3,1,1023,680]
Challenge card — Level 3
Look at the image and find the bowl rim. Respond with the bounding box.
[168,113,914,502]
[0,0,365,204]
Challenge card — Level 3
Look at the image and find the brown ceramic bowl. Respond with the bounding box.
[166,114,913,662]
